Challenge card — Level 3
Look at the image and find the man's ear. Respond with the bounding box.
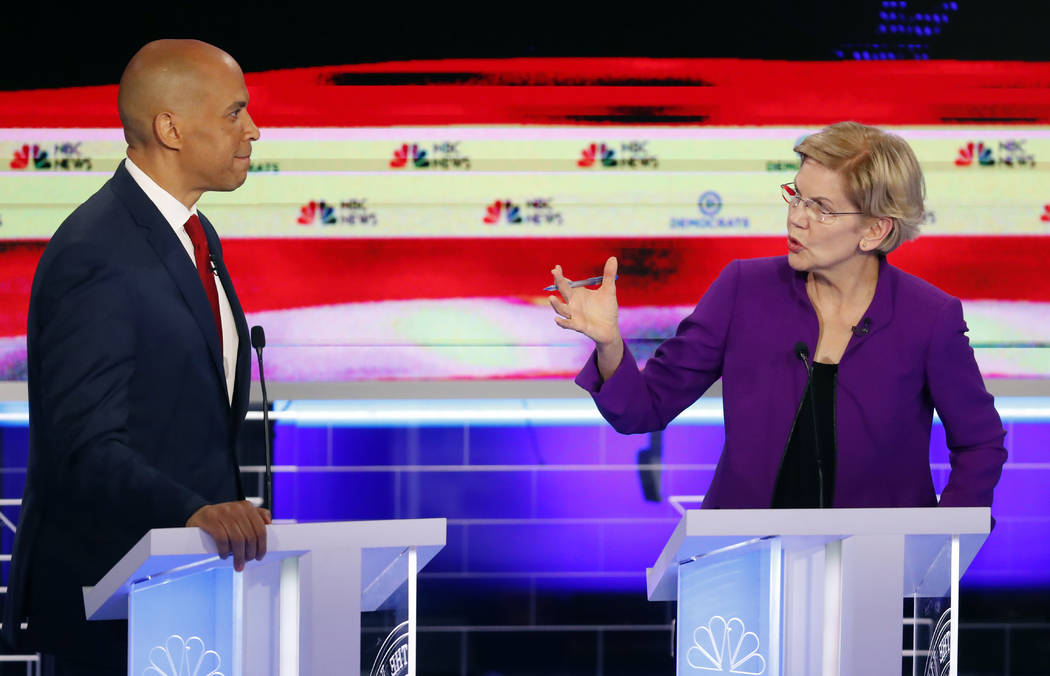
[153,111,182,150]
[860,217,893,252]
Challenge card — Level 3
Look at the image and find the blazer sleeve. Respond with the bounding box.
[576,260,740,434]
[925,296,1008,507]
[33,242,209,528]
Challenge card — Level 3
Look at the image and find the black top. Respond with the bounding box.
[772,362,838,508]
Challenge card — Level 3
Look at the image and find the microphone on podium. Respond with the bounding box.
[251,326,273,513]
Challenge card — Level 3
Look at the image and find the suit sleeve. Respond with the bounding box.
[926,297,1007,508]
[33,243,209,528]
[576,260,740,434]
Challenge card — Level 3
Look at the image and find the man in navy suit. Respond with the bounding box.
[4,39,271,675]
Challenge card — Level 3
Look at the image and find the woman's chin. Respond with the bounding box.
[786,252,810,271]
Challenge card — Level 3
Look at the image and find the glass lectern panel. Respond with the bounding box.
[129,565,240,676]
[676,538,782,676]
[901,533,962,676]
[905,596,952,676]
[362,546,416,676]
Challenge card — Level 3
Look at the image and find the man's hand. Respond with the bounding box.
[186,501,271,572]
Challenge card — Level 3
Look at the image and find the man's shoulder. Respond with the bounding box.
[34,174,144,288]
[48,174,135,249]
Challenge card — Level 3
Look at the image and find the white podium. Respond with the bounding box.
[647,508,990,676]
[83,519,446,676]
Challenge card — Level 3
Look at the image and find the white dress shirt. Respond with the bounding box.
[125,157,239,404]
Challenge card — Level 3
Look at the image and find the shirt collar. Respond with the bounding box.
[124,156,198,230]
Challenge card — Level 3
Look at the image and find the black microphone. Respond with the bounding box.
[250,325,273,513]
[793,342,812,378]
[851,317,871,337]
[794,342,825,508]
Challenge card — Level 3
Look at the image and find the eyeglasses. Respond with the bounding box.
[781,183,863,224]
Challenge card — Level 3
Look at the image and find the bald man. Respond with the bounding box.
[5,40,269,675]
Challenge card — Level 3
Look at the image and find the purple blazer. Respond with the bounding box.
[577,255,1007,509]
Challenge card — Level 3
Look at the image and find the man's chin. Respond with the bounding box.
[213,173,249,192]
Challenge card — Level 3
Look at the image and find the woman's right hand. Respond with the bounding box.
[549,256,622,349]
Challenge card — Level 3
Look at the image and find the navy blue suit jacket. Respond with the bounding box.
[4,162,250,660]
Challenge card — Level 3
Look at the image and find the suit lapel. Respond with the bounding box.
[199,211,251,424]
[200,213,250,499]
[108,162,227,394]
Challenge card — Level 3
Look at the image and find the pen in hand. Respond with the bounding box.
[543,275,618,292]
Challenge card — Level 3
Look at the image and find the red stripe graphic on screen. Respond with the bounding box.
[2,235,1048,337]
[4,60,1050,127]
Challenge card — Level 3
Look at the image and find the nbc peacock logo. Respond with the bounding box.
[578,141,658,169]
[578,143,617,168]
[955,140,1035,168]
[10,144,50,170]
[297,199,377,226]
[9,142,92,170]
[483,200,522,225]
[390,143,429,169]
[954,142,995,167]
[297,200,337,225]
[143,635,223,676]
[686,616,766,674]
[390,142,470,169]
[483,198,563,226]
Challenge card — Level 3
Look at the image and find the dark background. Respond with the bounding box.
[0,0,1046,90]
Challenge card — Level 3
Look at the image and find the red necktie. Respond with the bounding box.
[183,214,223,352]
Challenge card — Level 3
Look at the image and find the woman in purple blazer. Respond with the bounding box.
[548,122,1007,510]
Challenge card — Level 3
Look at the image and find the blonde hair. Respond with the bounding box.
[794,121,925,255]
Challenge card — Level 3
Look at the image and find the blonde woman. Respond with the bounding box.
[550,122,1006,509]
